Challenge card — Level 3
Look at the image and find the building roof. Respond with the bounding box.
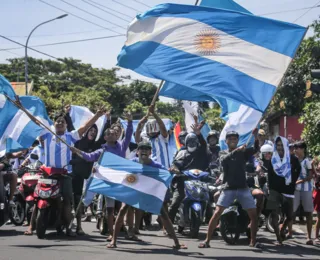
[10,81,33,96]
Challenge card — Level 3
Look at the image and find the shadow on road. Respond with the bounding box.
[0,229,25,237]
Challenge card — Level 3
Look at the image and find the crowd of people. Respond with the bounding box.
[1,102,320,250]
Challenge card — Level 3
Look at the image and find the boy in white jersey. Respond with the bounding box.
[294,141,314,245]
[24,109,104,236]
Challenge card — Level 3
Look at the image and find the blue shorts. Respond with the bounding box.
[217,188,256,210]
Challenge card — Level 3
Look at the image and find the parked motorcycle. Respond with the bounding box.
[33,165,70,239]
[176,169,212,238]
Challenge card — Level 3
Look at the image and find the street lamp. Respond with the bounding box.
[25,14,68,95]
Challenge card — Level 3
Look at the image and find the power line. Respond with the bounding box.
[86,0,132,19]
[112,0,142,13]
[60,0,127,29]
[3,50,22,57]
[132,0,152,8]
[294,0,320,22]
[4,28,117,38]
[81,0,131,23]
[0,35,59,60]
[0,34,125,51]
[38,0,122,35]
[260,4,320,16]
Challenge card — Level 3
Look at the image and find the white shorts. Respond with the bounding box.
[294,190,313,213]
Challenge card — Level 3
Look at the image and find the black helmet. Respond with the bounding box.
[226,131,239,139]
[207,130,219,142]
[178,131,188,145]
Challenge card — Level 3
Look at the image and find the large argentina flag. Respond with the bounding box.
[118,3,307,112]
[0,75,51,157]
[87,152,173,214]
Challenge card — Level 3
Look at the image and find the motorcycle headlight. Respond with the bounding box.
[39,190,51,198]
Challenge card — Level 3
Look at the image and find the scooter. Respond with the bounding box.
[33,165,70,239]
[176,169,211,238]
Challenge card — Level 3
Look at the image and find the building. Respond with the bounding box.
[10,81,33,96]
[265,111,304,142]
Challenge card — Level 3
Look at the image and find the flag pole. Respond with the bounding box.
[4,94,73,149]
[245,27,309,146]
[149,0,201,106]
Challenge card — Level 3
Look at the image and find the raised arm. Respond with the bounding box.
[121,112,133,150]
[78,107,105,137]
[64,105,75,132]
[71,147,104,162]
[96,110,112,147]
[135,114,149,143]
[149,104,168,138]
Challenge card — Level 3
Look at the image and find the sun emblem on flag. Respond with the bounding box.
[194,29,221,56]
[125,174,138,184]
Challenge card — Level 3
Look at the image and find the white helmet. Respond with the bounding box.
[145,120,160,134]
[260,144,273,153]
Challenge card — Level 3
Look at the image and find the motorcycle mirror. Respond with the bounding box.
[30,154,39,160]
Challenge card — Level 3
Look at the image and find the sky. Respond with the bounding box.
[0,0,319,91]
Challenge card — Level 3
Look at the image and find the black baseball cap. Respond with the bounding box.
[226,131,239,139]
[137,141,152,150]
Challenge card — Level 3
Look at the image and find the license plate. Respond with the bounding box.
[24,175,40,181]
[38,179,55,185]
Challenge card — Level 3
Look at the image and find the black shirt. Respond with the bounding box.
[220,141,259,190]
[264,155,301,195]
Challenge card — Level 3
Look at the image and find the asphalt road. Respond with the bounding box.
[1,220,320,260]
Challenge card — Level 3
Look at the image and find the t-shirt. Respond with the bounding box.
[296,158,313,192]
[28,146,45,164]
[142,134,170,169]
[41,130,80,172]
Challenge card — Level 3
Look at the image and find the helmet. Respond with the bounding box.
[226,131,239,139]
[260,144,273,153]
[207,130,219,142]
[145,120,160,134]
[185,133,199,153]
[178,131,188,145]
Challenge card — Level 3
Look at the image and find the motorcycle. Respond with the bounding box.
[33,165,70,239]
[0,171,10,227]
[176,169,212,238]
[10,155,43,226]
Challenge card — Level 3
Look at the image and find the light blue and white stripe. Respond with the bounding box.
[118,3,307,112]
[86,152,173,214]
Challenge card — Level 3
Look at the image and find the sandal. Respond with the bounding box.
[306,239,314,245]
[106,235,113,242]
[76,229,86,236]
[107,243,117,249]
[198,241,210,248]
[249,242,262,248]
[24,230,33,236]
[173,244,188,250]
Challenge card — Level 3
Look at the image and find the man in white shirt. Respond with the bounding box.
[294,141,314,245]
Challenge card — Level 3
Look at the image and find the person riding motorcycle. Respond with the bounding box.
[168,127,209,223]
[206,130,221,171]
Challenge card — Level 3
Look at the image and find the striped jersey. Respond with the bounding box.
[41,130,80,173]
[142,134,170,169]
[296,158,313,192]
[28,145,45,164]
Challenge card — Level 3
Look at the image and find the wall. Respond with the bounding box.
[269,116,304,141]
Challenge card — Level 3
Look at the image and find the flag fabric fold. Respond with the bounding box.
[118,3,307,112]
[86,152,173,214]
[0,75,52,156]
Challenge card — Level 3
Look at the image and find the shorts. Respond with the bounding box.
[2,171,16,183]
[313,190,320,212]
[217,188,256,210]
[294,190,313,213]
[61,177,73,204]
[266,190,293,212]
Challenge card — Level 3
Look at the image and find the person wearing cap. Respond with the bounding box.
[106,141,187,250]
[71,112,133,242]
[257,129,273,148]
[293,141,314,245]
[199,129,260,248]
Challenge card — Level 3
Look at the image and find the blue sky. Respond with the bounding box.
[0,0,319,87]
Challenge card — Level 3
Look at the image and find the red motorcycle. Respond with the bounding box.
[33,165,70,239]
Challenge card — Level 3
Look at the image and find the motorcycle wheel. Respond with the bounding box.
[9,199,25,226]
[189,208,201,238]
[266,213,282,233]
[177,226,184,234]
[36,208,48,239]
[220,217,240,245]
[99,217,108,235]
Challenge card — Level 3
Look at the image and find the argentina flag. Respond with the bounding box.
[0,75,52,156]
[86,152,173,214]
[117,4,307,112]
